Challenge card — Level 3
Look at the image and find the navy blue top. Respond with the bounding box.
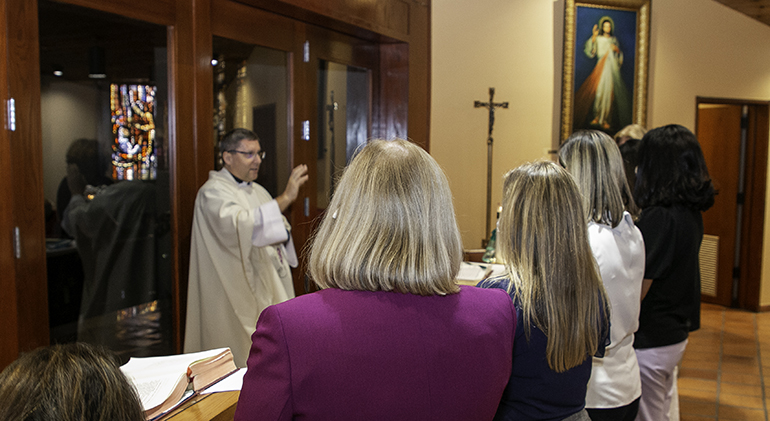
[478,277,607,421]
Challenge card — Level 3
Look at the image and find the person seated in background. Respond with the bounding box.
[479,161,610,421]
[0,342,144,421]
[613,123,646,146]
[234,139,517,421]
[559,130,645,421]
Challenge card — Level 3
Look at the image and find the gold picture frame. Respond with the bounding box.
[560,0,650,141]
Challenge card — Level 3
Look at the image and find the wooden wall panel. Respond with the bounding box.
[289,21,311,296]
[4,0,49,362]
[234,0,411,42]
[171,0,213,353]
[211,0,295,51]
[378,43,409,141]
[406,0,430,149]
[0,0,20,370]
[55,0,175,26]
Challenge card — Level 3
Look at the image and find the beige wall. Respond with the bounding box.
[431,0,770,306]
[432,0,561,250]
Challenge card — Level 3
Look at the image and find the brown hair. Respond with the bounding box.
[0,343,144,421]
[559,129,640,226]
[499,161,609,372]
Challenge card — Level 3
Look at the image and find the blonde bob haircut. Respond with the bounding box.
[559,130,640,227]
[308,139,462,296]
[499,161,609,372]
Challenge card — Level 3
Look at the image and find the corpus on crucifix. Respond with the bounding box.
[474,87,508,247]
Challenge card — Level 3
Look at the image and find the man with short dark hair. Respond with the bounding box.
[184,128,308,366]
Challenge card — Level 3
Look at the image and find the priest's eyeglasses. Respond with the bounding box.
[227,150,266,160]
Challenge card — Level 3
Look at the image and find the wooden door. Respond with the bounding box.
[698,104,742,307]
[697,100,768,310]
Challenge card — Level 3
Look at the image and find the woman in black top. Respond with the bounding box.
[632,124,715,421]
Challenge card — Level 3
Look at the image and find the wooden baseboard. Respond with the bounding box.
[759,305,770,312]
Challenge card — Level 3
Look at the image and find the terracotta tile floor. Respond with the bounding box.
[678,302,770,421]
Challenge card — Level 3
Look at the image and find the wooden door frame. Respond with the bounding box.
[696,97,769,312]
[1,0,428,369]
[1,0,49,369]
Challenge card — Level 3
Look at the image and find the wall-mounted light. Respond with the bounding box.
[211,58,219,66]
[52,65,63,77]
[88,46,106,79]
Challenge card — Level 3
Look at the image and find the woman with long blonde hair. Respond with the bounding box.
[479,161,609,421]
[560,130,645,421]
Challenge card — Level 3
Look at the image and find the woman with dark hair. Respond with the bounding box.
[632,124,715,421]
[0,343,144,421]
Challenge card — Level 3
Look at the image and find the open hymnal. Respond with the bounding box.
[120,347,238,420]
[456,262,506,285]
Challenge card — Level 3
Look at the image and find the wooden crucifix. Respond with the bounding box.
[474,87,508,247]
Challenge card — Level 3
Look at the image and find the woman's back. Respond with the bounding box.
[634,204,704,348]
[234,286,516,421]
[479,277,603,421]
[558,130,644,419]
[585,213,645,408]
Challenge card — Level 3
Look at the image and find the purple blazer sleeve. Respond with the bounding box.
[234,306,292,421]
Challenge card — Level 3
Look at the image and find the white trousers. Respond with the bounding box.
[634,339,688,421]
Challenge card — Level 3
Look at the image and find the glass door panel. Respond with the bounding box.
[316,61,370,210]
[39,0,172,361]
[213,36,290,198]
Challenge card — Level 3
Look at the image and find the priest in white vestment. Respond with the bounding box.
[184,128,308,366]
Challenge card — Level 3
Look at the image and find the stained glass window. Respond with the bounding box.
[110,84,157,180]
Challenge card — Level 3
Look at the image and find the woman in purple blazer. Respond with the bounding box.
[234,139,517,421]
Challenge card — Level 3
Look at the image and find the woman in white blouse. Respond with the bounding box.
[559,130,645,421]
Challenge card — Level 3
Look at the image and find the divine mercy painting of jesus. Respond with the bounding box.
[560,0,650,141]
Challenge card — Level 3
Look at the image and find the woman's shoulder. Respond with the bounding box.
[617,211,643,237]
[459,283,512,302]
[476,275,512,294]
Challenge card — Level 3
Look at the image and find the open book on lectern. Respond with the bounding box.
[120,347,238,420]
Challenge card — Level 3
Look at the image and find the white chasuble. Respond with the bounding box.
[184,168,296,366]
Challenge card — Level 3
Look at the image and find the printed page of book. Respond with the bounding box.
[456,262,506,283]
[121,348,230,411]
